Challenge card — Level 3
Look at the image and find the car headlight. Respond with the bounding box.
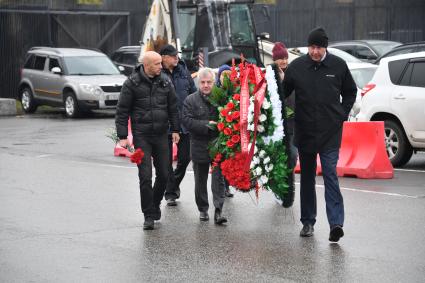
[80,84,103,96]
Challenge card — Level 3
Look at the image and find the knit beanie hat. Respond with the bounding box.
[272,42,288,61]
[308,27,328,48]
[216,64,231,86]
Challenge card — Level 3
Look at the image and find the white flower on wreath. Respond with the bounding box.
[260,175,269,185]
[259,114,267,122]
[262,100,270,110]
[266,164,274,172]
[259,150,266,158]
[255,167,262,176]
[257,124,265,132]
[264,156,270,164]
[252,156,260,165]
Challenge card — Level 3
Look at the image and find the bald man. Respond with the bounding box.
[116,51,180,230]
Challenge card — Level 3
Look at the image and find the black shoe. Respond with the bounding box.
[225,190,234,198]
[152,208,161,221]
[199,211,209,221]
[329,225,344,242]
[214,208,227,225]
[143,217,154,230]
[166,198,177,206]
[300,224,314,237]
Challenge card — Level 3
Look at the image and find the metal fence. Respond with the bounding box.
[253,0,425,47]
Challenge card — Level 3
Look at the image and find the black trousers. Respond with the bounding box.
[165,133,191,200]
[192,162,225,212]
[133,134,169,219]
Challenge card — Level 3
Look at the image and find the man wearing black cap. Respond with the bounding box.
[160,44,197,207]
[282,27,357,242]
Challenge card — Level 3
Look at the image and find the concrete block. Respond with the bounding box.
[0,98,17,116]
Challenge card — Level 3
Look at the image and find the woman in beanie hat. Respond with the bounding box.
[272,42,289,81]
[270,42,297,208]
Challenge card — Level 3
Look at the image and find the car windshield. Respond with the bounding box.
[64,56,120,75]
[229,4,256,46]
[350,67,377,88]
[371,42,401,56]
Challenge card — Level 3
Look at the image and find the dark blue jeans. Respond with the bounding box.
[299,148,344,227]
[133,134,169,219]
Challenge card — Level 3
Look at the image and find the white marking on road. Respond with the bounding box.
[296,182,423,199]
[36,154,54,158]
[394,168,425,173]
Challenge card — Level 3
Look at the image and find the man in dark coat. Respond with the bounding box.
[282,27,357,242]
[160,44,197,207]
[182,67,227,225]
[115,51,180,230]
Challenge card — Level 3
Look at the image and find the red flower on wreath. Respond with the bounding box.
[226,102,235,110]
[130,148,144,165]
[225,115,233,123]
[231,135,240,144]
[233,123,240,131]
[233,94,240,101]
[221,152,252,190]
[217,122,225,131]
[232,111,240,119]
[226,140,235,148]
[223,128,233,136]
[220,108,229,117]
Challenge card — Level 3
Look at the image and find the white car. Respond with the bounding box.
[357,51,425,166]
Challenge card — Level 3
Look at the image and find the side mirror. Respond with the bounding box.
[118,65,125,72]
[51,67,62,75]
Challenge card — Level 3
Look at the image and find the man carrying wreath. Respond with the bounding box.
[182,67,228,225]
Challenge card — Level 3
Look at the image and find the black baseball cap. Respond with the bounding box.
[159,44,178,56]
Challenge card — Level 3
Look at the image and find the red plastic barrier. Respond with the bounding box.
[113,119,178,161]
[294,122,393,179]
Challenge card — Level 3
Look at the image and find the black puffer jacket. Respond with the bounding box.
[115,64,179,139]
[182,91,218,163]
[283,53,357,153]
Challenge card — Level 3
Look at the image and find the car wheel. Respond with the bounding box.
[384,120,413,167]
[20,87,38,113]
[63,92,81,118]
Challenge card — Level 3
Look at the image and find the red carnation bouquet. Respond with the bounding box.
[130,148,144,165]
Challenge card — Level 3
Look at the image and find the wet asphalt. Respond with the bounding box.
[1,110,425,282]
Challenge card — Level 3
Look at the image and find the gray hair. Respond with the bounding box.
[197,67,215,82]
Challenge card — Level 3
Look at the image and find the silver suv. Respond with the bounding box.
[19,47,127,118]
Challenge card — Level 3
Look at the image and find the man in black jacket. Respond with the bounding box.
[283,27,357,242]
[115,51,180,230]
[182,68,227,225]
[160,44,197,207]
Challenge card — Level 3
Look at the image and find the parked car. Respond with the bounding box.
[19,47,126,118]
[374,41,425,64]
[329,40,401,62]
[110,45,140,76]
[357,51,425,166]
